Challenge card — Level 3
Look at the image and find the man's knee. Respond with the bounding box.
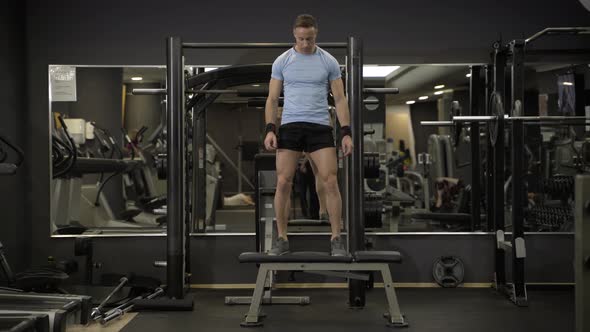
[316,181,324,194]
[321,174,339,194]
[276,175,293,192]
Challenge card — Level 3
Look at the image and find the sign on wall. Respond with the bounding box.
[50,65,77,102]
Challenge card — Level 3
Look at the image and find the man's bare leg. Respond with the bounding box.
[274,149,302,240]
[309,147,341,239]
[309,159,327,218]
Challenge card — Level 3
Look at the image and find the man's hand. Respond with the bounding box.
[341,136,353,157]
[264,132,277,151]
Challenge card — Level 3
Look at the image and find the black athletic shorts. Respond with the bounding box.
[277,122,335,153]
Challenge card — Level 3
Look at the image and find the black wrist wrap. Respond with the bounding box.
[265,123,277,135]
[341,126,352,139]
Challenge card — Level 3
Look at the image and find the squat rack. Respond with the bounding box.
[151,36,371,306]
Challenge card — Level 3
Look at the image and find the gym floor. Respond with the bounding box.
[97,288,573,332]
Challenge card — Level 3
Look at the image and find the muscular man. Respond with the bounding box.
[264,14,353,256]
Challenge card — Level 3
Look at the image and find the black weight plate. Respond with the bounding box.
[433,256,465,288]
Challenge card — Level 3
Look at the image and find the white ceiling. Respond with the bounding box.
[384,65,472,105]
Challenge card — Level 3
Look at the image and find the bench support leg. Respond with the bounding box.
[226,270,310,305]
[381,265,408,328]
[240,262,409,328]
[241,266,270,326]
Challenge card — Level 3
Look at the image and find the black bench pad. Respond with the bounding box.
[410,212,471,223]
[354,251,402,263]
[239,252,353,263]
[288,219,331,226]
[239,251,403,264]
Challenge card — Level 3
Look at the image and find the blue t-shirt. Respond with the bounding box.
[271,46,341,126]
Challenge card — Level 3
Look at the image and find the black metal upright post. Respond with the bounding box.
[185,111,192,288]
[509,40,528,306]
[469,66,482,231]
[347,36,366,308]
[510,119,527,306]
[485,65,495,232]
[191,67,207,234]
[194,107,207,232]
[493,47,507,290]
[510,40,525,118]
[166,36,186,299]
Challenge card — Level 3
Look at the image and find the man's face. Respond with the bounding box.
[293,27,317,54]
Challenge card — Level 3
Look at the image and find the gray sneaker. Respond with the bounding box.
[268,237,290,256]
[330,236,347,256]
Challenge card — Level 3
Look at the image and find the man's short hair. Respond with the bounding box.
[293,14,317,30]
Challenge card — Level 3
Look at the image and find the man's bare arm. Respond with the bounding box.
[330,78,350,127]
[265,78,283,124]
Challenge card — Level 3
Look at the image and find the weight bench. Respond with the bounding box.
[238,251,408,328]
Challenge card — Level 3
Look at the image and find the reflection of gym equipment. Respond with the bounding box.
[362,136,433,232]
[120,127,167,222]
[363,137,390,195]
[204,136,253,231]
[411,178,472,231]
[546,135,590,176]
[518,127,590,232]
[203,143,223,231]
[427,134,454,180]
[379,133,473,232]
[51,157,151,233]
[152,142,224,231]
[409,134,473,230]
[52,115,169,233]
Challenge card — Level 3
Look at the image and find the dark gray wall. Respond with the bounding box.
[0,3,28,274]
[23,0,590,279]
[23,0,590,66]
[49,234,574,285]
